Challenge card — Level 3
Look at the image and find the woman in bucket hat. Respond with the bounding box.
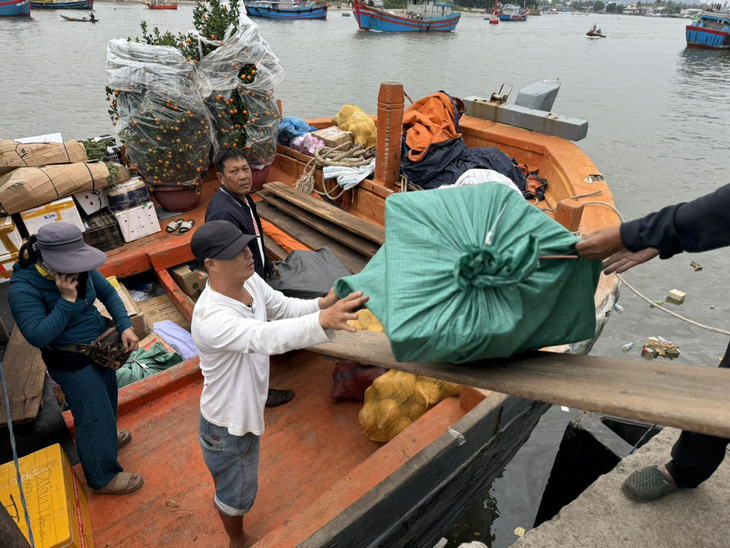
[8,222,144,495]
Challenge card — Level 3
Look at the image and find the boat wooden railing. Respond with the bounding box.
[308,330,730,438]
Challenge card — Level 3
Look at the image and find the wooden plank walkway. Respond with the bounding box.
[308,330,730,438]
[0,329,46,427]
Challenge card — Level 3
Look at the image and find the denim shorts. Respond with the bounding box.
[199,414,260,517]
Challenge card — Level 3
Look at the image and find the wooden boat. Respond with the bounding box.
[145,0,178,9]
[686,10,730,49]
[31,0,92,8]
[63,83,619,547]
[0,0,30,17]
[352,0,460,32]
[244,0,328,20]
[586,29,605,38]
[59,12,97,20]
[499,2,528,21]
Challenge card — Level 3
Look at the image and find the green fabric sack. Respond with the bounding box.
[116,342,183,388]
[335,183,603,364]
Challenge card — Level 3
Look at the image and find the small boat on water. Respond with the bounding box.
[31,0,92,8]
[499,3,528,21]
[244,0,328,19]
[352,0,460,32]
[65,82,619,547]
[145,0,178,9]
[0,0,31,17]
[686,10,730,49]
[586,28,605,38]
[60,12,98,20]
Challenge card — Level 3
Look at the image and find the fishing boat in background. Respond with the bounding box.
[686,10,730,49]
[31,0,92,8]
[244,0,328,19]
[145,0,178,9]
[499,2,528,20]
[0,0,31,17]
[60,12,97,20]
[352,0,460,32]
[586,25,605,38]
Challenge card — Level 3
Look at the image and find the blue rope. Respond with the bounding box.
[0,358,35,547]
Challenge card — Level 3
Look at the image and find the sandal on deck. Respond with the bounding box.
[265,388,294,407]
[117,429,132,449]
[178,220,195,234]
[94,472,144,495]
[166,219,184,233]
[622,466,679,503]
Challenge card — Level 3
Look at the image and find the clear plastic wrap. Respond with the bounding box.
[106,177,151,212]
[106,39,214,188]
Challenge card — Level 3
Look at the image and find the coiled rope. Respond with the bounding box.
[580,200,730,337]
[296,143,375,200]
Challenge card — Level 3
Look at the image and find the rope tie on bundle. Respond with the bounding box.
[296,142,375,199]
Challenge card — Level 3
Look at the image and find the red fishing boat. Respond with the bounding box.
[145,0,177,9]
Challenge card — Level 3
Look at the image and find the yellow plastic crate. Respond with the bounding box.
[0,444,94,548]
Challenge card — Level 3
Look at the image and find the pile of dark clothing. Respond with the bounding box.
[400,92,547,200]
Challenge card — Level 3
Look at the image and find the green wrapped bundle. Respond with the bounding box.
[335,183,603,363]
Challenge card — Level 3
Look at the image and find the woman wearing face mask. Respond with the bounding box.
[8,222,143,495]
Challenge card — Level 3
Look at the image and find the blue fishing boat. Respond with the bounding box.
[352,0,460,32]
[31,0,93,8]
[245,0,328,19]
[686,10,730,49]
[0,0,30,16]
[499,3,528,20]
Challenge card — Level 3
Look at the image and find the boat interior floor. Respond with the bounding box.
[79,351,465,546]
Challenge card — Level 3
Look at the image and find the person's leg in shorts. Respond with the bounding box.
[199,414,260,548]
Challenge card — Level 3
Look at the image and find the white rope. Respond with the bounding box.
[580,200,730,337]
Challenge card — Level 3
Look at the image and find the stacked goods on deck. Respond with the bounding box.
[0,139,88,175]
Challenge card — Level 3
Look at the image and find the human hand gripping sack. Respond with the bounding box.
[121,328,139,352]
[319,290,369,332]
[576,225,659,274]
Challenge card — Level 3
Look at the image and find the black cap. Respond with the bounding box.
[191,220,256,263]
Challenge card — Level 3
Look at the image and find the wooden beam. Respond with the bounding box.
[263,181,385,245]
[263,234,288,261]
[258,190,380,257]
[0,328,46,427]
[256,202,369,274]
[308,330,730,438]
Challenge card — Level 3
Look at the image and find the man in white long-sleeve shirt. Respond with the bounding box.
[190,220,367,548]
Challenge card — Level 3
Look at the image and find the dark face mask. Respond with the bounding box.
[76,271,89,301]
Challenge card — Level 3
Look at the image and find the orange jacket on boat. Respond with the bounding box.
[403,92,462,162]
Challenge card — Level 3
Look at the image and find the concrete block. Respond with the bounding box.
[666,289,686,305]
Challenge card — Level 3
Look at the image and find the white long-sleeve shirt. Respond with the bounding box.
[192,274,334,436]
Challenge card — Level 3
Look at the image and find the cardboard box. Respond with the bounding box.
[0,444,95,548]
[0,251,18,283]
[0,161,111,214]
[20,196,85,235]
[0,139,88,175]
[73,188,108,215]
[94,276,147,338]
[311,126,353,149]
[138,294,191,332]
[138,332,177,354]
[114,201,160,243]
[170,263,208,299]
[0,215,23,255]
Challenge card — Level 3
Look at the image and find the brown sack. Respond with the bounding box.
[0,161,109,214]
[0,140,88,175]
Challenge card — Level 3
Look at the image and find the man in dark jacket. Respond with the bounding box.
[205,147,294,408]
[576,183,730,503]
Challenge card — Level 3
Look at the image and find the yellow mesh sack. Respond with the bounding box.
[359,369,461,443]
[332,105,377,148]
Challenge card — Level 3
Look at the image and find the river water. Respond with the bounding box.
[2,6,730,547]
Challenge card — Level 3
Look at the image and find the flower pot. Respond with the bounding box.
[251,164,270,192]
[152,186,201,212]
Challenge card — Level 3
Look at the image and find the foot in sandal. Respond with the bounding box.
[178,219,195,234]
[95,472,144,495]
[167,219,184,233]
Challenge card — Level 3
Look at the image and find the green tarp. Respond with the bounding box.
[335,183,603,363]
[116,342,183,388]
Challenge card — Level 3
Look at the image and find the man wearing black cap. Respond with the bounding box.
[206,146,294,408]
[191,220,367,548]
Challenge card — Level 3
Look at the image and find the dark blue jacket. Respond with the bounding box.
[205,186,274,278]
[621,184,730,258]
[8,264,132,350]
